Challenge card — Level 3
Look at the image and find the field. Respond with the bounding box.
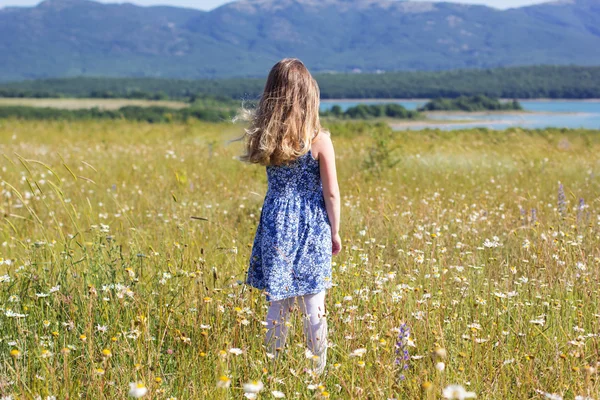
[0,98,188,110]
[0,119,599,399]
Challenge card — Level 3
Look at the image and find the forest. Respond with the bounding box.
[0,66,599,100]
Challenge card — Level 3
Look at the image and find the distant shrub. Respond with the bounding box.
[321,103,420,120]
[418,95,523,112]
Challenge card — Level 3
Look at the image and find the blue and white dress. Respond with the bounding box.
[246,149,333,302]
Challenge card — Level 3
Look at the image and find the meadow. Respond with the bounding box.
[0,119,599,399]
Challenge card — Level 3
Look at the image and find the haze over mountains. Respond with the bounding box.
[0,0,599,81]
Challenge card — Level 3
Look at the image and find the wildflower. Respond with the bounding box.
[243,381,264,399]
[10,349,21,359]
[436,362,446,372]
[433,348,447,359]
[529,318,545,326]
[271,391,285,398]
[350,348,366,357]
[584,365,596,375]
[395,323,411,381]
[101,349,112,358]
[128,382,148,398]
[216,376,231,389]
[229,348,243,355]
[534,390,562,400]
[442,385,476,399]
[483,238,500,248]
[244,381,264,393]
[558,183,566,217]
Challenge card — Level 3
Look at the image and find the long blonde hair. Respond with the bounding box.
[239,58,322,166]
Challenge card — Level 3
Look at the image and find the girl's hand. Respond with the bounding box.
[332,233,342,256]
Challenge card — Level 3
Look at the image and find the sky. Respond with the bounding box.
[0,0,552,11]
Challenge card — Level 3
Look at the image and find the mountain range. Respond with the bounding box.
[0,0,599,81]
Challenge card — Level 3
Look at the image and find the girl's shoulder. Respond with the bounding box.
[311,130,333,161]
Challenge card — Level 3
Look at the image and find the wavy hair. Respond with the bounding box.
[238,58,322,166]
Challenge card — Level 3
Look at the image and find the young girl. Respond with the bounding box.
[241,58,341,375]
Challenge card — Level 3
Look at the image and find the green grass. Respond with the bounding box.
[0,120,599,399]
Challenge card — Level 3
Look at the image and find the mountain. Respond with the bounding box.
[0,0,599,81]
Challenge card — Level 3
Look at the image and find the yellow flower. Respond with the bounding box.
[217,375,231,389]
[433,347,447,359]
[10,349,21,359]
[128,382,148,398]
[102,349,112,357]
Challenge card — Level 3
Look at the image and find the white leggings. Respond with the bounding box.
[265,291,328,358]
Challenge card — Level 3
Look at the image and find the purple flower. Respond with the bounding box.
[395,323,411,381]
[558,183,566,217]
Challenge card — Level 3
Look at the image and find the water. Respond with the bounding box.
[320,100,600,130]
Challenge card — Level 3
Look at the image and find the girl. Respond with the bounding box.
[241,58,341,375]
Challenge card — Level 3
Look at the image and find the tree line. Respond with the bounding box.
[1,66,599,100]
[0,105,236,123]
[322,104,420,119]
[0,96,527,123]
[418,96,523,112]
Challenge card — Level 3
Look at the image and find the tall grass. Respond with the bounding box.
[0,119,598,399]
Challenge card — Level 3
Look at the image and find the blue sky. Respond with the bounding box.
[0,0,552,11]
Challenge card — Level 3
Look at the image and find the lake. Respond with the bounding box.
[320,100,600,130]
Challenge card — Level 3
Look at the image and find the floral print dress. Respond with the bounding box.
[246,149,333,302]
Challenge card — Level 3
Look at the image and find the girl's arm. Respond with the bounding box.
[314,133,341,255]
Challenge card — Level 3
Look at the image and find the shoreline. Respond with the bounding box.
[423,110,593,117]
[321,98,600,103]
[387,119,500,128]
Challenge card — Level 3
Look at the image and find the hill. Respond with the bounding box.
[0,0,599,80]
